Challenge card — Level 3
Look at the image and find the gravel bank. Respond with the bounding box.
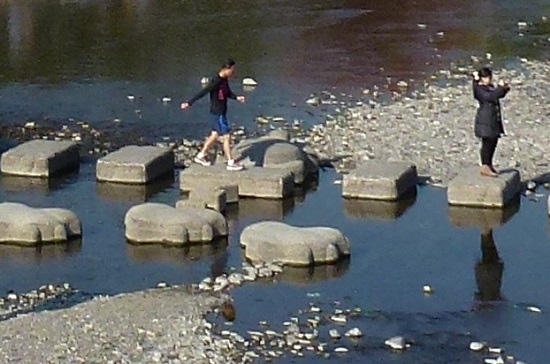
[306,59,550,186]
[0,287,239,364]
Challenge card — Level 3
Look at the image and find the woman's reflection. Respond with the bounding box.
[474,228,504,305]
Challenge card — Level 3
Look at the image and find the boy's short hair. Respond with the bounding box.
[222,58,236,69]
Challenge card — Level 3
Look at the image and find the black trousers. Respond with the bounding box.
[480,137,498,166]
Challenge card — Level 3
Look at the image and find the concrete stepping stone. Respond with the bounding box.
[1,140,80,177]
[0,203,81,245]
[342,161,418,201]
[176,188,227,212]
[180,164,294,199]
[124,203,227,244]
[240,221,350,266]
[233,133,319,184]
[448,203,520,231]
[447,167,521,208]
[97,145,174,184]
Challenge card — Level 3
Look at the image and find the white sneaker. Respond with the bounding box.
[193,155,211,166]
[226,161,244,171]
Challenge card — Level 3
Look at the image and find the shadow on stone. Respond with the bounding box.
[474,229,504,307]
[0,239,82,264]
[97,173,174,202]
[343,189,417,221]
[127,237,228,264]
[448,197,520,231]
[276,258,350,285]
[0,169,80,193]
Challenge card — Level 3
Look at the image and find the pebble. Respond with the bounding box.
[384,336,408,350]
[162,97,171,103]
[345,328,363,338]
[526,305,542,313]
[127,95,135,101]
[328,329,341,339]
[334,347,348,353]
[422,284,433,294]
[242,78,258,86]
[330,315,347,324]
[526,180,536,191]
[469,341,486,351]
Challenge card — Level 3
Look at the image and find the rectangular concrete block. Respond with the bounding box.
[177,188,226,212]
[1,140,79,177]
[96,145,174,184]
[447,168,521,208]
[342,161,417,201]
[179,165,294,199]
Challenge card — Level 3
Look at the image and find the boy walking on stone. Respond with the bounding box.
[181,58,245,171]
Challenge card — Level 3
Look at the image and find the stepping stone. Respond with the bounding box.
[1,140,79,177]
[240,221,350,266]
[448,203,520,231]
[237,198,295,220]
[232,133,319,184]
[342,161,418,201]
[447,167,521,208]
[97,145,174,184]
[176,188,227,212]
[343,193,416,220]
[180,165,294,199]
[0,203,81,245]
[124,203,227,244]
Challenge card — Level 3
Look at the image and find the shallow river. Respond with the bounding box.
[0,1,550,363]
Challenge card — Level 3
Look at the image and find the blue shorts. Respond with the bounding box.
[212,114,230,136]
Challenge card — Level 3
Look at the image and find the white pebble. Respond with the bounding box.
[469,341,485,351]
[328,329,341,339]
[330,315,347,324]
[162,97,171,103]
[334,347,348,353]
[422,285,433,294]
[242,78,258,86]
[526,305,542,313]
[127,95,135,101]
[345,328,363,338]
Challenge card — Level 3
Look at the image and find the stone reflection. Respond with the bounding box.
[96,175,173,203]
[0,239,82,264]
[0,170,79,193]
[277,258,350,285]
[236,197,296,221]
[475,228,503,303]
[448,199,520,231]
[343,191,417,221]
[127,238,228,271]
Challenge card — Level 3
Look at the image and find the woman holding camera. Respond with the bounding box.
[472,67,511,177]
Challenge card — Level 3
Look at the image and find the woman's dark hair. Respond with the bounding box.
[479,67,492,78]
[222,58,236,69]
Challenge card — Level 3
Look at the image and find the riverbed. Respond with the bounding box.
[1,1,550,363]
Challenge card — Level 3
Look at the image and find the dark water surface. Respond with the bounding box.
[1,0,550,138]
[1,1,550,363]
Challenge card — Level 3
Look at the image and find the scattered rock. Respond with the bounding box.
[329,329,341,339]
[469,341,486,351]
[242,78,258,86]
[345,328,363,338]
[384,336,408,350]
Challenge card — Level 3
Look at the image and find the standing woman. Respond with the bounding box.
[472,68,511,177]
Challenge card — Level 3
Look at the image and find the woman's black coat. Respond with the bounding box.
[473,80,509,139]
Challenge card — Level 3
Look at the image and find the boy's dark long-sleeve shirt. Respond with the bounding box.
[187,75,236,116]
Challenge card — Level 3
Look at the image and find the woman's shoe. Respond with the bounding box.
[480,165,498,177]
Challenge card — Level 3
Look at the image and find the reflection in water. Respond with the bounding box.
[0,239,82,264]
[474,229,504,304]
[343,191,417,220]
[96,174,174,203]
[127,238,229,275]
[276,258,350,285]
[0,170,80,193]
[448,199,520,231]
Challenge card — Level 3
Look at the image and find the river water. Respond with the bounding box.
[0,1,550,363]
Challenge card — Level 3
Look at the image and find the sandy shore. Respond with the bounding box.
[306,59,550,186]
[0,287,238,364]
